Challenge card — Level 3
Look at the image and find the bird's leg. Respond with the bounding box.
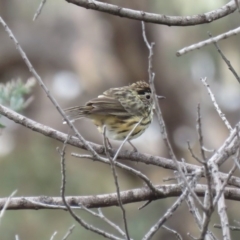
[128,140,138,152]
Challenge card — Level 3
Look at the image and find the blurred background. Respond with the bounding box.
[0,0,240,239]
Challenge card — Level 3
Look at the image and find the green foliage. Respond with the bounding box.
[0,78,36,128]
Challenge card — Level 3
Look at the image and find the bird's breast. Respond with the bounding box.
[92,115,152,140]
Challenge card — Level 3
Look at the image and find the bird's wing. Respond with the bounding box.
[103,87,145,116]
[64,87,136,122]
[86,93,133,116]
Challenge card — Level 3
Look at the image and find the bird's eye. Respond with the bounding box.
[137,90,146,95]
[146,95,150,99]
[137,88,151,95]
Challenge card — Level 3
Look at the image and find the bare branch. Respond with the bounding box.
[73,153,161,194]
[176,166,215,240]
[62,225,75,240]
[198,124,240,240]
[214,224,240,231]
[177,26,240,56]
[1,184,240,210]
[66,0,237,26]
[177,161,205,210]
[142,24,208,223]
[199,190,214,240]
[50,231,57,240]
[0,190,17,225]
[103,126,130,240]
[1,104,240,188]
[187,141,204,164]
[188,233,198,240]
[211,162,232,239]
[33,0,47,21]
[141,21,176,161]
[112,118,143,161]
[208,32,240,84]
[200,77,232,132]
[98,209,126,237]
[71,204,126,239]
[142,187,189,240]
[162,225,183,240]
[185,191,203,231]
[196,104,214,225]
[59,136,123,240]
[197,104,207,161]
[213,164,237,207]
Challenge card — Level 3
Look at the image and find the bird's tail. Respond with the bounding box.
[63,106,90,124]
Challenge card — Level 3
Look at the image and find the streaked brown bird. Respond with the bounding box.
[64,81,165,151]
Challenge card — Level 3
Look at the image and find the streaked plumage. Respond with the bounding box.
[64,81,164,149]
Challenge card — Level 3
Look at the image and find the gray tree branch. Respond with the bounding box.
[1,184,240,210]
[1,104,240,188]
[66,0,237,26]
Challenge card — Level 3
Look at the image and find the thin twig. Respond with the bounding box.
[138,200,152,210]
[80,203,126,238]
[213,163,237,207]
[50,231,57,240]
[26,198,67,209]
[73,153,161,194]
[187,141,204,164]
[203,163,213,214]
[62,225,75,240]
[200,77,232,132]
[68,202,126,238]
[177,160,205,211]
[59,137,123,240]
[234,0,240,12]
[33,0,47,21]
[143,24,205,224]
[234,219,240,225]
[103,126,130,240]
[185,190,203,229]
[196,103,214,224]
[98,209,126,237]
[208,232,218,240]
[28,198,125,239]
[76,206,126,238]
[176,168,215,240]
[141,21,176,161]
[211,161,231,240]
[0,190,17,225]
[162,225,183,240]
[200,190,213,240]
[214,224,240,231]
[112,118,143,162]
[233,126,240,170]
[142,187,189,240]
[202,146,215,153]
[141,21,155,82]
[188,233,198,240]
[208,32,240,84]
[177,26,240,56]
[197,104,207,160]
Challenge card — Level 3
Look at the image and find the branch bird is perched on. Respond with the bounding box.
[64,81,165,151]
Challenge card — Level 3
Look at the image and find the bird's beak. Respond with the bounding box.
[157,95,166,100]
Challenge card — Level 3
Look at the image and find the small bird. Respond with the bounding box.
[64,81,165,151]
